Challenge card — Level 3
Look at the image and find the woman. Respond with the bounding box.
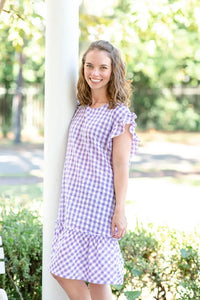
[50,40,139,300]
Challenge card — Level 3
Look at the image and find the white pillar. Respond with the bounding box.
[43,1,79,299]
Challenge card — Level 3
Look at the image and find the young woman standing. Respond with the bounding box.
[50,40,139,300]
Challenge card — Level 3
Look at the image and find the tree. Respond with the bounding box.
[112,0,200,129]
[0,24,15,136]
[0,0,45,141]
[79,0,200,130]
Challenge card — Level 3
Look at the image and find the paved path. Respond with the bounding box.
[0,145,43,185]
[130,141,200,178]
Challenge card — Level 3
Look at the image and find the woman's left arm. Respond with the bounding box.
[111,124,132,239]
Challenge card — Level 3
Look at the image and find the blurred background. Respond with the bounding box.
[0,0,200,299]
[1,0,200,140]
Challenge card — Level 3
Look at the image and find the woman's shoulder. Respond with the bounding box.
[111,103,137,124]
[112,103,131,117]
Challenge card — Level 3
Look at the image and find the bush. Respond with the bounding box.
[112,225,200,300]
[131,76,200,132]
[0,204,42,300]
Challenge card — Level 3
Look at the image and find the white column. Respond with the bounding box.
[43,1,79,299]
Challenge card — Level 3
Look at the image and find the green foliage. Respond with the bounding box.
[113,0,200,87]
[0,0,45,86]
[177,246,200,299]
[116,0,200,131]
[0,184,43,206]
[112,225,200,300]
[0,0,200,132]
[124,291,142,300]
[0,203,42,300]
[0,0,45,137]
[134,91,200,131]
[80,0,200,131]
[0,27,15,89]
[0,22,16,136]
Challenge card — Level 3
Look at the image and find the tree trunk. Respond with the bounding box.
[0,0,6,14]
[12,52,24,143]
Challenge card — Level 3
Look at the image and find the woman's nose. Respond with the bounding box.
[91,68,99,76]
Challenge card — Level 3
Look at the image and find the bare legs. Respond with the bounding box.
[89,283,113,300]
[52,275,91,300]
[52,274,113,300]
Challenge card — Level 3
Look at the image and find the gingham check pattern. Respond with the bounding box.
[50,103,139,284]
[50,227,124,284]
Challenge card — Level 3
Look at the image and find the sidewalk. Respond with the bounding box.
[0,142,43,185]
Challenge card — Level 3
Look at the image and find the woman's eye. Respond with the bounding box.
[86,64,92,68]
[101,66,107,70]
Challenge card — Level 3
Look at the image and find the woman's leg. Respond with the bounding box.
[88,283,113,300]
[51,274,91,300]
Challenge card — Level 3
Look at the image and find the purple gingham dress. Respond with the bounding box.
[49,103,139,284]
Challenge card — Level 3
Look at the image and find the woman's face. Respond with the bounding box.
[84,49,112,94]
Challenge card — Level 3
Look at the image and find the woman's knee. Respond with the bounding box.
[89,282,110,290]
[89,283,112,299]
[51,275,91,300]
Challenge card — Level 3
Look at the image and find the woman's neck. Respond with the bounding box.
[91,91,108,106]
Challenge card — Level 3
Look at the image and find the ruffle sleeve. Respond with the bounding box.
[109,105,140,158]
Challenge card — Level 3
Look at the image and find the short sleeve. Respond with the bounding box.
[109,105,140,158]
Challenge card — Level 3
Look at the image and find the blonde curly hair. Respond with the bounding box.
[77,40,132,109]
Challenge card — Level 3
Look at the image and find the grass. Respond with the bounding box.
[138,130,200,145]
[171,176,200,187]
[0,183,43,206]
[0,183,43,221]
[0,172,31,177]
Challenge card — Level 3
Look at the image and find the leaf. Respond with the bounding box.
[131,268,143,277]
[181,248,187,258]
[181,248,193,259]
[124,291,142,300]
[112,284,124,290]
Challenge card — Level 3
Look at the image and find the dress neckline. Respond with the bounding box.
[88,103,108,110]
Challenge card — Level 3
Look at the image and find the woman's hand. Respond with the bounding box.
[111,209,127,239]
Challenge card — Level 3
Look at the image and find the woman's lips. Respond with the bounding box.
[90,78,102,83]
